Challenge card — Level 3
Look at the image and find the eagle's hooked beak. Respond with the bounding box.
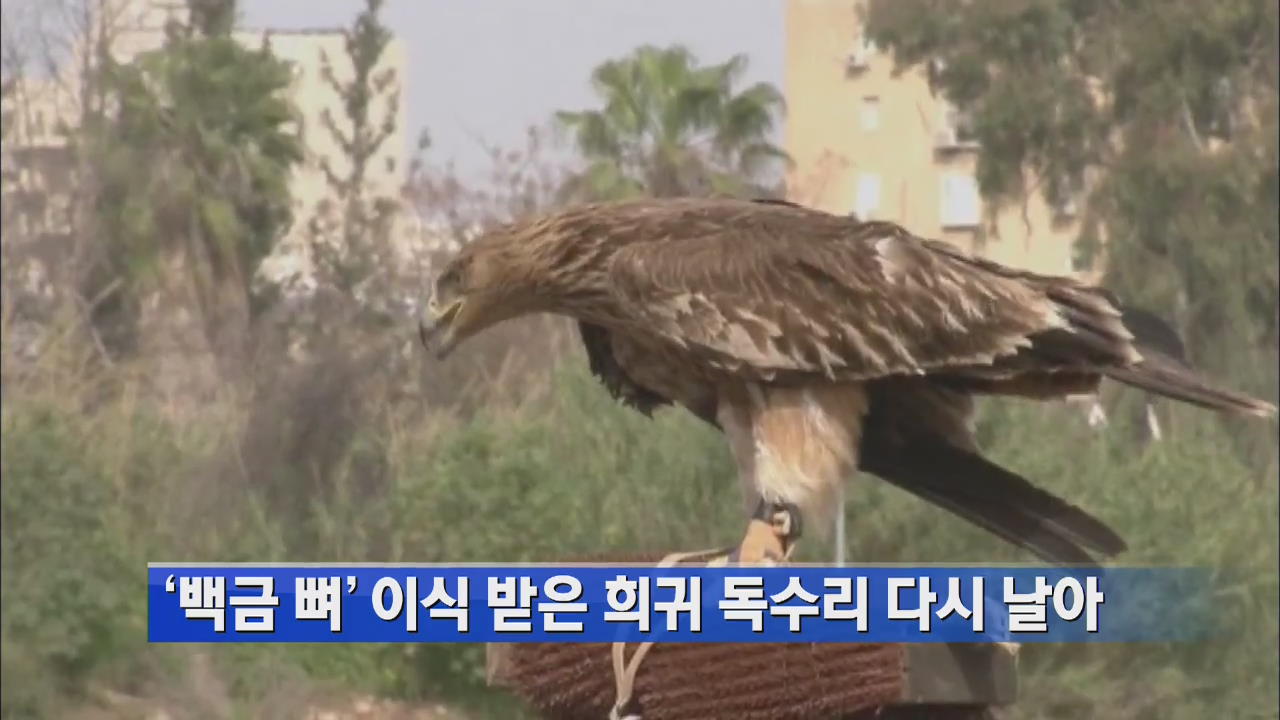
[418,300,462,360]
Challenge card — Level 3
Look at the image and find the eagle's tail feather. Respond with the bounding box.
[860,434,1127,566]
[1106,304,1276,418]
[1106,350,1276,418]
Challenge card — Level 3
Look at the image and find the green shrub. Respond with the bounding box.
[1,361,1275,718]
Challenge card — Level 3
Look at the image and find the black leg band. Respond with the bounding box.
[750,499,804,542]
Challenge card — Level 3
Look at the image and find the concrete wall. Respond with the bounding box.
[784,0,1087,277]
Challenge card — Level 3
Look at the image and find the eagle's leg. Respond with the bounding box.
[733,500,804,565]
[718,383,867,566]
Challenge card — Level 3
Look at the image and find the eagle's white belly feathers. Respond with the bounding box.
[719,382,868,535]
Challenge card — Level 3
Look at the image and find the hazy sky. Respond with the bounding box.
[241,0,786,178]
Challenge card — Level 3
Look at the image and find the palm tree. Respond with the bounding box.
[555,45,789,201]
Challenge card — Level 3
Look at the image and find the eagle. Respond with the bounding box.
[418,197,1275,565]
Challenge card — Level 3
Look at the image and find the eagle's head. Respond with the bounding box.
[419,229,523,358]
[419,205,626,358]
[419,220,578,358]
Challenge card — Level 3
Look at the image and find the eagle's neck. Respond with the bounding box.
[519,224,624,325]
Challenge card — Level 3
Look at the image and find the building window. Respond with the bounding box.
[854,172,881,220]
[1049,174,1083,223]
[940,172,981,228]
[845,33,876,73]
[860,96,880,131]
[935,101,979,150]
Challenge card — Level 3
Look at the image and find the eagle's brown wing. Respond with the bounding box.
[579,321,672,417]
[605,205,1137,384]
[577,321,1125,565]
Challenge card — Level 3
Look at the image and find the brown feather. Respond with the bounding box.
[437,196,1274,565]
[579,326,1126,565]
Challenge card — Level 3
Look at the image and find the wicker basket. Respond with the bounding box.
[484,554,1016,720]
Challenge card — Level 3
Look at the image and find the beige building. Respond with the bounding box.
[784,0,1089,277]
[1,0,416,290]
[2,79,78,244]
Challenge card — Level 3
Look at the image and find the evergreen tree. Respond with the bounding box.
[308,0,403,302]
[864,0,1278,417]
[85,0,302,366]
[242,0,409,547]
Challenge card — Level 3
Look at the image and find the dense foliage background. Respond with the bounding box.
[2,0,1276,717]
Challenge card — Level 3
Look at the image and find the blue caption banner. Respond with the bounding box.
[148,565,1210,644]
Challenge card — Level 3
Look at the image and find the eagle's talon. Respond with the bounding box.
[767,501,803,542]
[735,502,803,565]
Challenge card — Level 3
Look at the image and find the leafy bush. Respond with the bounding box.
[1,355,1275,717]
